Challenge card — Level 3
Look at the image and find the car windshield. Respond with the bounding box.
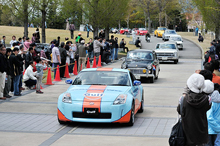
[72,71,130,86]
[166,30,176,34]
[139,28,146,31]
[127,51,153,60]
[156,44,176,49]
[158,27,166,30]
[169,37,182,41]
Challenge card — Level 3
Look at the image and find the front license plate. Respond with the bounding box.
[162,57,168,60]
[135,75,140,79]
[84,108,98,115]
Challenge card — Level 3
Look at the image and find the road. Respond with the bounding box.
[0,35,202,146]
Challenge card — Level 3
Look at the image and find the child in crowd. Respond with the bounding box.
[35,58,47,94]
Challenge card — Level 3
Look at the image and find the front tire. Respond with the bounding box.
[174,60,178,64]
[127,102,135,126]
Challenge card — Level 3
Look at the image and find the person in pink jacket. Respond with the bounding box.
[23,37,30,51]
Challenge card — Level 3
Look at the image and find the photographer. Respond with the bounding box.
[76,40,89,72]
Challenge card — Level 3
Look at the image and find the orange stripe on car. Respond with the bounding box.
[113,110,131,123]
[57,108,70,122]
[82,85,107,112]
[96,68,113,71]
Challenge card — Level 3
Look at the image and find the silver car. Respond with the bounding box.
[168,35,183,50]
[162,30,177,41]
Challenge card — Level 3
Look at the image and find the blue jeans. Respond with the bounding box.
[68,59,75,73]
[19,74,23,88]
[88,52,93,63]
[94,53,99,64]
[109,48,115,61]
[115,48,118,60]
[53,63,60,78]
[13,75,21,95]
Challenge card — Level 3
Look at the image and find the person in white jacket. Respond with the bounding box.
[23,61,37,89]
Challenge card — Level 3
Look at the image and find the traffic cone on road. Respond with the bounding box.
[86,57,90,68]
[92,56,97,68]
[64,63,70,78]
[97,55,102,67]
[45,68,54,85]
[53,66,61,82]
[73,61,78,75]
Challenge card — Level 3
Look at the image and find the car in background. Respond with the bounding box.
[120,28,129,35]
[162,30,177,41]
[136,28,148,36]
[110,28,118,34]
[155,42,179,64]
[35,43,51,59]
[154,27,166,37]
[57,68,144,126]
[121,50,160,83]
[168,35,183,50]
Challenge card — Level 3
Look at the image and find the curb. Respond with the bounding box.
[182,36,204,60]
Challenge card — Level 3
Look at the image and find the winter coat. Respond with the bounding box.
[9,53,22,77]
[77,44,89,57]
[177,91,211,145]
[0,53,7,73]
[93,40,103,53]
[25,52,33,69]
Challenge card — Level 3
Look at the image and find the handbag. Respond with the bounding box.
[169,97,185,146]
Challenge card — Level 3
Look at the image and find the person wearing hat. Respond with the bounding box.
[9,47,23,96]
[76,33,82,43]
[177,73,212,146]
[76,39,89,72]
[69,23,75,39]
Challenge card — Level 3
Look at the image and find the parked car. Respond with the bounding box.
[136,28,148,36]
[155,42,179,64]
[57,68,144,126]
[121,50,160,83]
[120,28,129,35]
[110,28,118,34]
[168,35,183,50]
[35,43,51,59]
[154,27,166,37]
[162,30,177,41]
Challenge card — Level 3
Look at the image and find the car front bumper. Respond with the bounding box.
[157,56,178,61]
[128,68,154,79]
[177,44,183,49]
[58,101,132,123]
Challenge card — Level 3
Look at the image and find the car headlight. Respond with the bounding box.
[147,65,152,69]
[143,69,147,73]
[113,94,127,105]
[62,93,72,103]
[174,52,177,56]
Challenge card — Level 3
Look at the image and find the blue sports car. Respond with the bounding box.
[57,68,144,126]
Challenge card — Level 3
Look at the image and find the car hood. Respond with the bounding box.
[155,49,177,53]
[164,34,177,36]
[157,30,165,33]
[66,85,131,101]
[176,41,183,44]
[126,61,152,68]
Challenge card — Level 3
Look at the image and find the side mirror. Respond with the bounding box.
[65,79,73,84]
[133,80,141,86]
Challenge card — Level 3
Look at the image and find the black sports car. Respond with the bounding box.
[121,50,160,83]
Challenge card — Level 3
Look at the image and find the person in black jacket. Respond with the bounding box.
[87,38,93,63]
[120,38,129,53]
[115,37,119,60]
[110,35,116,62]
[25,47,34,69]
[0,45,7,100]
[59,42,68,78]
[9,47,23,96]
[3,48,12,98]
[17,45,26,92]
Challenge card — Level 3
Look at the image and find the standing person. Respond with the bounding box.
[93,37,103,63]
[17,45,26,92]
[18,38,22,45]
[59,42,68,78]
[66,19,69,30]
[86,24,90,38]
[31,33,36,43]
[69,23,75,39]
[23,61,37,89]
[3,48,12,98]
[110,35,116,62]
[120,38,129,53]
[30,43,38,61]
[77,40,89,72]
[57,36,61,46]
[2,36,6,48]
[22,36,26,45]
[52,42,61,78]
[10,36,17,48]
[9,47,22,96]
[35,58,47,93]
[66,41,75,73]
[99,30,105,39]
[76,33,82,43]
[25,47,34,69]
[177,73,211,146]
[35,28,40,43]
[0,46,7,100]
[115,37,119,60]
[40,46,47,59]
[87,38,93,63]
[24,37,30,51]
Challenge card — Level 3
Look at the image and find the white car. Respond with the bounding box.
[162,30,177,41]
[169,35,183,50]
[155,42,179,64]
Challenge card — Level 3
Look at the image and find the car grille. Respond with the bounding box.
[156,53,174,56]
[72,112,112,119]
[129,68,145,74]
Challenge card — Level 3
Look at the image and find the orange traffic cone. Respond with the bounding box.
[73,61,78,75]
[92,56,97,68]
[64,63,70,78]
[86,57,90,68]
[53,65,61,81]
[23,69,26,75]
[97,55,102,67]
[45,68,54,85]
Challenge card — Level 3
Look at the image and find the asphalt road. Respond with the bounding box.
[0,34,202,146]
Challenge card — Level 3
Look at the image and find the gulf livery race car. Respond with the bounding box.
[57,68,144,126]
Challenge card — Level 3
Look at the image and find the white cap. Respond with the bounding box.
[202,80,214,94]
[187,73,205,93]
